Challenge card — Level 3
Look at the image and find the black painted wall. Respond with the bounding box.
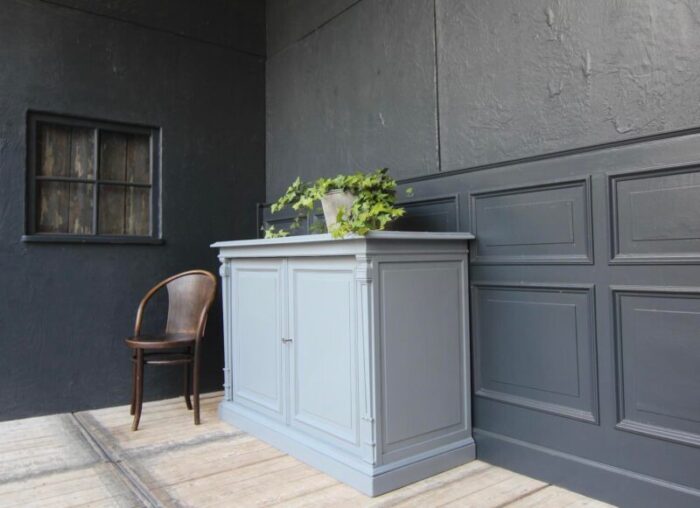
[0,0,265,420]
[265,0,700,199]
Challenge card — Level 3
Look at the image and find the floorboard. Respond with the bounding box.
[0,393,614,507]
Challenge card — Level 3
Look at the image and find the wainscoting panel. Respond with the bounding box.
[469,178,592,264]
[613,287,700,447]
[393,195,459,233]
[610,165,700,264]
[472,283,597,423]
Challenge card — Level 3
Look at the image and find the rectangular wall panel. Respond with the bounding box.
[610,165,700,263]
[393,195,459,233]
[469,179,592,264]
[614,288,700,447]
[472,283,598,423]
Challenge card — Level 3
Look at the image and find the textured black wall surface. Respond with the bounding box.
[266,0,439,199]
[46,0,265,55]
[265,0,700,199]
[0,0,265,420]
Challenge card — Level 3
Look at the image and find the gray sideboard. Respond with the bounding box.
[212,231,475,496]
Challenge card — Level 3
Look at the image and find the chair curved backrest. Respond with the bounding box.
[135,270,217,339]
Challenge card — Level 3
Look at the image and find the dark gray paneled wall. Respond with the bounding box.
[0,0,265,420]
[391,127,700,507]
[266,0,700,199]
[265,2,700,505]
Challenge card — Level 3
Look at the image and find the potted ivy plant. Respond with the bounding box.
[264,168,409,239]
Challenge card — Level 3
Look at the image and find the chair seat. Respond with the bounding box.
[125,333,196,350]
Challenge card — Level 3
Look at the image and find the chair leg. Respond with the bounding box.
[193,344,201,425]
[130,353,136,416]
[184,359,192,410]
[131,349,144,431]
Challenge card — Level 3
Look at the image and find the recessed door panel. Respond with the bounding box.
[231,260,286,421]
[288,259,360,451]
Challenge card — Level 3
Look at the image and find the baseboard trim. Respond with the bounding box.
[474,429,700,508]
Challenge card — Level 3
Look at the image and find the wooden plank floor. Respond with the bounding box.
[0,393,615,507]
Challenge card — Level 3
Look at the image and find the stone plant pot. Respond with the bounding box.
[320,190,356,228]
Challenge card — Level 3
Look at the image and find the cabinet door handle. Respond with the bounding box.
[281,337,293,343]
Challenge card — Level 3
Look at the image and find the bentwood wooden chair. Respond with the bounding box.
[125,270,217,431]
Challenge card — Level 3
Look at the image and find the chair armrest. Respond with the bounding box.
[133,282,166,335]
[133,297,148,336]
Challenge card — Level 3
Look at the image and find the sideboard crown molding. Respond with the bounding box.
[212,231,474,258]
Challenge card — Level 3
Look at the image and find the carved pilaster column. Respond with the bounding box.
[356,254,378,465]
[219,257,232,401]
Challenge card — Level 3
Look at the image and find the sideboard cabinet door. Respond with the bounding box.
[230,260,286,422]
[287,258,361,453]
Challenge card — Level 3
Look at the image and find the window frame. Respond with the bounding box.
[23,112,163,245]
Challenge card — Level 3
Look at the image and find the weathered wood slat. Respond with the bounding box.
[99,131,127,181]
[125,134,150,235]
[70,127,94,179]
[142,440,287,490]
[280,482,365,507]
[36,124,72,232]
[439,473,546,507]
[125,186,149,235]
[291,461,491,508]
[505,485,614,507]
[98,185,125,234]
[0,464,137,508]
[38,124,70,176]
[157,454,300,494]
[37,181,69,233]
[0,414,98,483]
[207,465,334,507]
[68,183,94,235]
[372,463,520,508]
[126,134,149,184]
[98,132,127,235]
[67,128,95,234]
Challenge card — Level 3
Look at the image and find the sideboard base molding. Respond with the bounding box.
[220,401,476,496]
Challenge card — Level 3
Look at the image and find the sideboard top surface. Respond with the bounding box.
[213,231,474,258]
